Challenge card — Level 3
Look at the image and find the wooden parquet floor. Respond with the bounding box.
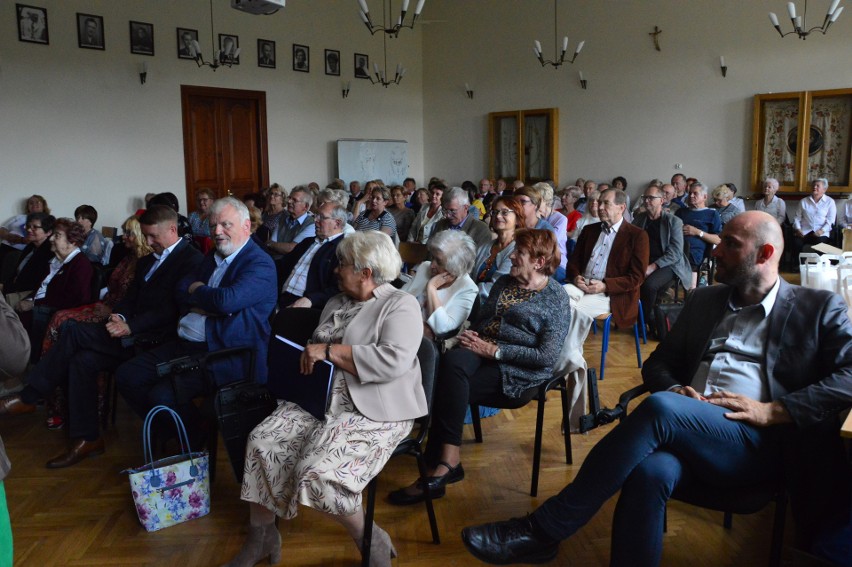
[1,308,809,566]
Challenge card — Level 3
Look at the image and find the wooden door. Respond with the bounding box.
[181,86,269,206]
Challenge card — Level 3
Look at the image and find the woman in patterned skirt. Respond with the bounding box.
[223,231,427,567]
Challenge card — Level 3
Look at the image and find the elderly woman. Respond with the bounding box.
[408,183,446,244]
[353,184,398,239]
[2,213,55,307]
[74,205,108,264]
[16,218,93,363]
[754,178,787,225]
[711,185,742,227]
[388,185,415,242]
[472,196,523,302]
[558,186,584,237]
[390,229,571,505]
[573,189,601,238]
[0,195,50,265]
[411,187,430,214]
[188,188,215,237]
[676,182,721,286]
[260,184,287,242]
[534,183,568,282]
[402,230,478,339]
[224,231,427,567]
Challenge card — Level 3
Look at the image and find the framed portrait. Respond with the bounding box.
[293,44,309,73]
[219,34,240,64]
[176,28,198,59]
[354,53,370,79]
[325,49,341,76]
[129,21,154,56]
[77,13,104,50]
[258,39,275,69]
[16,4,48,45]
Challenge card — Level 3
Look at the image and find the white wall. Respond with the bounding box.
[421,0,852,203]
[0,0,424,229]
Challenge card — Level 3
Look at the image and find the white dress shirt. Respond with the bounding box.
[583,218,624,281]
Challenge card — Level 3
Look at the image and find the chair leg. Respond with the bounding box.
[361,477,378,567]
[416,452,440,544]
[560,384,572,465]
[637,299,647,344]
[530,387,548,497]
[470,405,483,443]
[768,491,787,567]
[633,323,643,369]
[599,316,611,380]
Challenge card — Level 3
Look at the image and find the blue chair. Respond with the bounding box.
[595,299,647,381]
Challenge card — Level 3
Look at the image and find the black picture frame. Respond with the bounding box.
[16,4,48,45]
[258,39,276,69]
[325,49,341,76]
[177,27,198,60]
[129,21,154,56]
[219,33,240,64]
[293,44,309,73]
[77,13,104,50]
[354,53,370,79]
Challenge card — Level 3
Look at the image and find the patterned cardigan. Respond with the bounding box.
[473,275,571,398]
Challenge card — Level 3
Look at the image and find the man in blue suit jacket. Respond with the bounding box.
[462,211,852,566]
[116,197,277,443]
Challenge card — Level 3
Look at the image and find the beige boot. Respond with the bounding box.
[221,523,282,567]
[362,523,398,567]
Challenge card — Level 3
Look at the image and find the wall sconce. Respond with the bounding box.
[139,61,148,84]
[465,82,474,99]
[342,81,351,99]
[720,55,727,77]
[579,71,587,89]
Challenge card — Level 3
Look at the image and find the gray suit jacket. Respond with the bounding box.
[632,211,692,290]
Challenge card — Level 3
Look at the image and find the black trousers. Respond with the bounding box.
[425,348,537,466]
[639,266,675,324]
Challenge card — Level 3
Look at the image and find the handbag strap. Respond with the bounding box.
[141,405,195,469]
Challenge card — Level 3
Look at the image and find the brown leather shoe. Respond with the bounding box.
[0,395,36,416]
[46,438,105,469]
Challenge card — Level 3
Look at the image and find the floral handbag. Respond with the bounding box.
[124,405,210,532]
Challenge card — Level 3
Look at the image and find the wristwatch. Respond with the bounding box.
[698,231,704,238]
[494,348,503,360]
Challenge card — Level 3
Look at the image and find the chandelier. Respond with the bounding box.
[190,0,240,70]
[357,0,425,37]
[533,0,585,69]
[768,0,844,39]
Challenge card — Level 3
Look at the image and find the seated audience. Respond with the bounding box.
[278,202,345,309]
[514,186,556,233]
[670,173,688,209]
[572,189,600,238]
[480,178,498,210]
[565,188,649,342]
[260,185,287,242]
[353,183,398,239]
[429,187,492,250]
[0,195,49,268]
[16,218,94,363]
[461,212,852,567]
[754,178,787,225]
[792,178,836,256]
[115,198,276,446]
[388,185,415,242]
[575,180,597,213]
[632,186,692,329]
[676,182,721,285]
[188,188,215,237]
[410,187,430,215]
[711,185,742,227]
[472,196,523,302]
[268,185,316,257]
[148,192,194,242]
[223,230,426,567]
[403,230,478,339]
[352,180,382,220]
[558,186,583,239]
[409,182,446,244]
[2,213,55,307]
[661,183,680,213]
[0,206,202,467]
[534,183,568,282]
[74,205,108,264]
[390,229,570,506]
[316,188,355,234]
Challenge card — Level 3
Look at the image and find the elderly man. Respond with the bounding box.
[661,183,680,213]
[479,178,497,210]
[116,198,277,444]
[0,206,203,467]
[463,211,852,567]
[268,186,315,257]
[278,202,346,309]
[670,173,688,209]
[565,188,649,339]
[793,177,836,255]
[575,179,597,214]
[632,185,692,328]
[428,186,492,250]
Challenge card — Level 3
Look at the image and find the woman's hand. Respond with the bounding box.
[300,343,328,375]
[458,330,498,359]
[427,272,455,291]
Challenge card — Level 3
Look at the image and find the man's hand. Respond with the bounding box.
[585,279,607,294]
[187,281,205,294]
[105,314,131,338]
[645,262,658,277]
[573,276,591,293]
[673,385,706,400]
[706,392,792,427]
[288,297,313,308]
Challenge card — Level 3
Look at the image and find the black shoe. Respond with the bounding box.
[462,515,559,565]
[387,461,464,505]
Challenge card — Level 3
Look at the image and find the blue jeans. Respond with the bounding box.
[532,392,783,567]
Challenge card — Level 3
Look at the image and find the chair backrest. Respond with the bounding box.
[416,337,439,418]
[101,226,117,239]
[271,307,322,346]
[399,241,428,267]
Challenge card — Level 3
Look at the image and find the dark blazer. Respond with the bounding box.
[278,235,342,309]
[5,241,53,293]
[568,220,649,327]
[643,280,852,542]
[32,251,93,310]
[632,211,692,289]
[113,239,203,338]
[178,238,277,385]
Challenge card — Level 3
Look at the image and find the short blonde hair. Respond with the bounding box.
[336,231,402,285]
[533,182,554,204]
[711,184,733,202]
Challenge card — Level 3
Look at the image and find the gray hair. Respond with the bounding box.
[210,196,250,223]
[815,177,830,188]
[336,230,401,285]
[764,178,780,191]
[442,187,470,207]
[321,202,348,226]
[427,230,477,277]
[559,185,583,201]
[290,185,314,207]
[689,182,708,197]
[533,182,554,203]
[711,184,733,201]
[318,188,350,209]
[601,188,626,206]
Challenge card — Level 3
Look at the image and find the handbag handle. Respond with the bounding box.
[141,405,199,484]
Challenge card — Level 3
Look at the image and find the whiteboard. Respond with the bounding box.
[337,139,409,186]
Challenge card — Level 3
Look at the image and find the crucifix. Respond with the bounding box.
[649,26,662,51]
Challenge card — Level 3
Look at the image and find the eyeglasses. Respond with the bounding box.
[493,209,515,217]
[642,195,662,201]
[442,207,461,215]
[288,198,305,204]
[26,224,43,230]
[315,214,335,222]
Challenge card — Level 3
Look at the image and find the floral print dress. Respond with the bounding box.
[240,296,414,518]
